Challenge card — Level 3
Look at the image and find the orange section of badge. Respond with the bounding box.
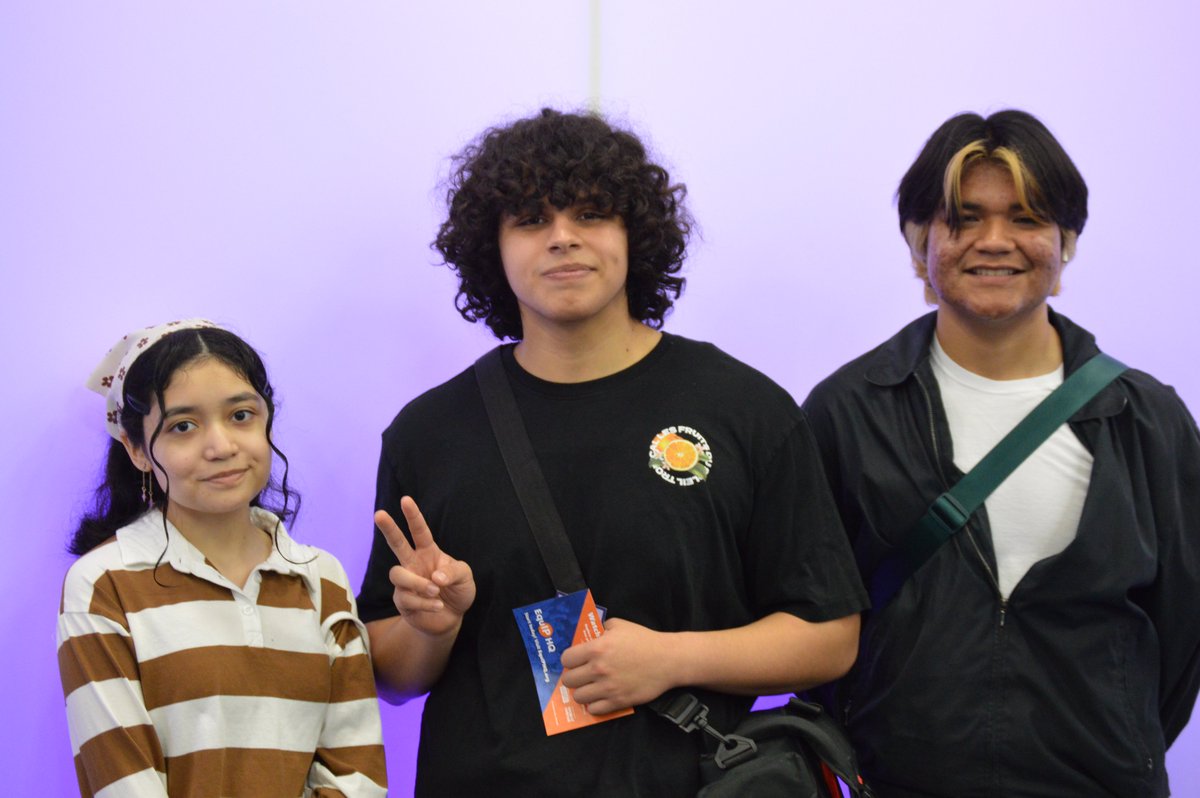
[542,590,633,736]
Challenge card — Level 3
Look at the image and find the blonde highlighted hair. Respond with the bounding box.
[943,143,1046,230]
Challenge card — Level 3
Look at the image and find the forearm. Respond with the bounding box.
[366,616,462,703]
[668,611,859,695]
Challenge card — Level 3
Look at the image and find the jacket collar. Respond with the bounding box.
[864,311,938,387]
[864,307,1125,420]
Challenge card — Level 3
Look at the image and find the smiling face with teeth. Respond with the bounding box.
[919,159,1069,335]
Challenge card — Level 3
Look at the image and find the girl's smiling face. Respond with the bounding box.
[123,357,271,532]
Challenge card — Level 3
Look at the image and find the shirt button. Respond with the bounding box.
[242,606,254,616]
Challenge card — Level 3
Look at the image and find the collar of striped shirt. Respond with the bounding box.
[114,508,321,596]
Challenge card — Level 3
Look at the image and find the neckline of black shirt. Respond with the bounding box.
[499,331,677,398]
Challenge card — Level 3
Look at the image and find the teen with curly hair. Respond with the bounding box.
[433,108,688,342]
[357,109,866,796]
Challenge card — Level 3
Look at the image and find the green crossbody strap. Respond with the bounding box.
[868,352,1127,609]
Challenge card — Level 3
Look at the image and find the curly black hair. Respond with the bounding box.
[433,108,692,341]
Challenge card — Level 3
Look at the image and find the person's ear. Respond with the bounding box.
[1051,230,1078,296]
[120,431,151,473]
[1061,230,1078,265]
[904,221,929,271]
[903,222,937,305]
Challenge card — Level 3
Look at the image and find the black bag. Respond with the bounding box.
[654,692,875,798]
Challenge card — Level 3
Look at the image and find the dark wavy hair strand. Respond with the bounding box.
[434,108,692,340]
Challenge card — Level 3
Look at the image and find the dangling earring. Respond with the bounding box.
[141,470,154,508]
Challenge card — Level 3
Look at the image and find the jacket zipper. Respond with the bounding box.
[914,371,1007,625]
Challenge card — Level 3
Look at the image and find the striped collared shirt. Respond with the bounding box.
[58,508,387,797]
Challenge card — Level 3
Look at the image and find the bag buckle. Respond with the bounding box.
[658,693,759,769]
[657,693,708,732]
[711,732,758,770]
[928,493,968,536]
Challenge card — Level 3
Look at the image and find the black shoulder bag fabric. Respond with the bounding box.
[868,352,1128,610]
[474,348,874,798]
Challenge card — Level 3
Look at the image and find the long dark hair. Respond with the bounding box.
[70,327,300,556]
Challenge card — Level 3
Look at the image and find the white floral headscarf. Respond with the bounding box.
[86,319,221,440]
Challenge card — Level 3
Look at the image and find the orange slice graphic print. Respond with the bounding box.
[663,438,699,471]
[648,426,713,485]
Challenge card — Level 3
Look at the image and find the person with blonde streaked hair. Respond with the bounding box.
[58,320,387,797]
[803,110,1200,797]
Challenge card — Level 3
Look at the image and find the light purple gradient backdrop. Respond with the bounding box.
[4,2,1198,794]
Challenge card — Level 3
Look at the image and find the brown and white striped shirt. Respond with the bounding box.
[57,509,387,797]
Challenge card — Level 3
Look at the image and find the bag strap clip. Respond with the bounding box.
[712,733,759,770]
[654,693,759,769]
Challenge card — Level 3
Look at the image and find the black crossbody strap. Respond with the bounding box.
[870,352,1127,609]
[475,350,693,723]
[475,347,863,786]
[474,348,587,595]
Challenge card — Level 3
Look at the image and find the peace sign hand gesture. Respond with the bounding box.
[375,496,476,638]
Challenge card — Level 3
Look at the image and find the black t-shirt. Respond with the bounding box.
[358,333,867,797]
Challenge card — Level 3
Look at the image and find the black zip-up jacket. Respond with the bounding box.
[802,310,1200,797]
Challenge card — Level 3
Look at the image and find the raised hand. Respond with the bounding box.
[375,496,475,638]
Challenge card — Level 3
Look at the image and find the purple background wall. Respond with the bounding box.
[4,2,1198,794]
